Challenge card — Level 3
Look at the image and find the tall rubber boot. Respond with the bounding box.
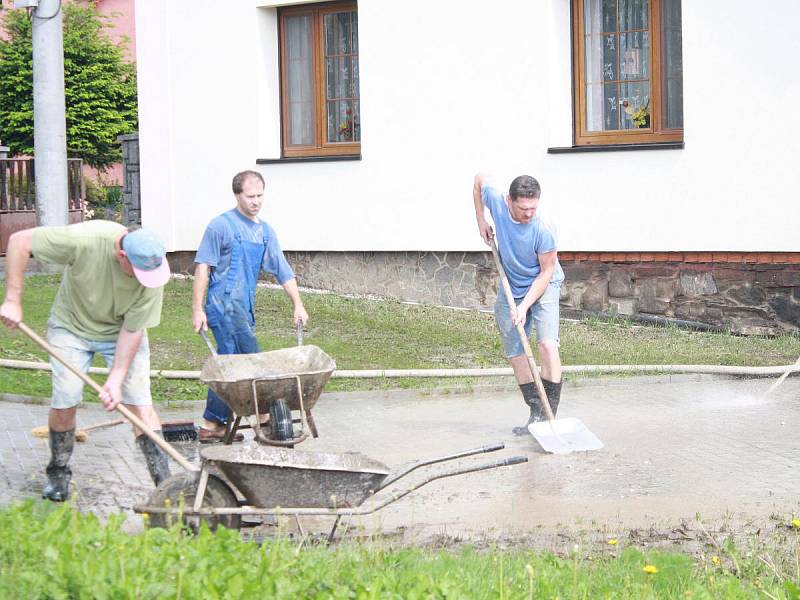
[542,379,563,417]
[512,383,544,436]
[43,429,75,502]
[136,431,171,486]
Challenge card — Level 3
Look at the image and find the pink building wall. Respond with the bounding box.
[95,0,136,61]
[86,0,135,184]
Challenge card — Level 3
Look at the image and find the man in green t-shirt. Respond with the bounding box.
[0,221,173,501]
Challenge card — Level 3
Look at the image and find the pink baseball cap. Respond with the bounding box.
[122,229,171,288]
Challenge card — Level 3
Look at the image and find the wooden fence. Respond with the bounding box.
[0,158,84,211]
[0,158,85,254]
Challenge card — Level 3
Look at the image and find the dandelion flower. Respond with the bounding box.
[710,556,721,566]
[525,564,534,577]
[643,564,658,574]
[791,518,800,529]
[607,539,618,545]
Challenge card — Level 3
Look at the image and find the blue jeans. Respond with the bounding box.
[202,301,261,425]
[494,282,561,358]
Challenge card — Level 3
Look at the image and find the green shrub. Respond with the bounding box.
[0,4,138,170]
[83,175,124,221]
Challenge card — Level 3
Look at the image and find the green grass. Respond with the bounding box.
[0,501,798,599]
[2,275,800,402]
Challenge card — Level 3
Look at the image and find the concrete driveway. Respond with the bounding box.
[2,374,798,544]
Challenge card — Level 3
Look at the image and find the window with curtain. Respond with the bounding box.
[279,1,360,158]
[572,0,683,146]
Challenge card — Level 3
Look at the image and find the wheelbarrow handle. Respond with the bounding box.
[16,322,198,473]
[376,441,506,490]
[501,456,529,467]
[199,329,218,356]
[482,442,505,453]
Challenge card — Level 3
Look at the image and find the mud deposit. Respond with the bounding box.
[3,375,798,555]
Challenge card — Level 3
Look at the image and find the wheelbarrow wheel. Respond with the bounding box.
[145,473,241,532]
[269,399,294,442]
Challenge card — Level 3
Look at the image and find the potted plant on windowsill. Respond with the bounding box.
[623,98,650,128]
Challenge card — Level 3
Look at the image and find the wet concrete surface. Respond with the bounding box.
[1,374,798,546]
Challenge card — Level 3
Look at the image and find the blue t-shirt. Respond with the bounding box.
[194,209,295,286]
[482,185,565,298]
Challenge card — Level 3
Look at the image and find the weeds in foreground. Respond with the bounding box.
[0,501,798,599]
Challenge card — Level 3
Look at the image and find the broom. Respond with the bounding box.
[31,418,198,442]
[31,419,124,442]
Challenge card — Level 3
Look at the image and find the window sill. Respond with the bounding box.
[256,155,361,164]
[547,142,684,154]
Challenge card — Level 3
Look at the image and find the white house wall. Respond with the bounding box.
[135,0,800,253]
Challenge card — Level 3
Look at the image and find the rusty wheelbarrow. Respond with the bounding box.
[199,328,336,446]
[134,442,527,540]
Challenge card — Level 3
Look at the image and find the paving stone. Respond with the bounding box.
[1,377,799,538]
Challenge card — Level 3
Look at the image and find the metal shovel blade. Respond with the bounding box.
[528,418,604,454]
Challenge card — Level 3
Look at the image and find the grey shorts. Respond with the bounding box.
[494,282,561,358]
[47,319,153,409]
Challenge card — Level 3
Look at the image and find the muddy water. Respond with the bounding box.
[13,374,796,546]
[291,375,800,543]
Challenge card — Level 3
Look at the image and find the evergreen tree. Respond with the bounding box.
[0,3,137,169]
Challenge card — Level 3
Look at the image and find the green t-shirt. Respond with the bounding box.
[31,221,164,341]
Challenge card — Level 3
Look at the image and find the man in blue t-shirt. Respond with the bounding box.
[192,170,309,442]
[473,174,565,435]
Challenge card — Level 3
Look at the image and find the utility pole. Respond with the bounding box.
[31,0,69,226]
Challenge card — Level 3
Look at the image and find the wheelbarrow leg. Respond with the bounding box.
[305,409,319,438]
[223,415,241,445]
[294,515,305,538]
[193,465,210,512]
[327,515,342,544]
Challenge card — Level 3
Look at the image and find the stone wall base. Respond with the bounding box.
[167,250,800,336]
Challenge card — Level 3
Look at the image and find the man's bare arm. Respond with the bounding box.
[281,278,308,325]
[0,229,34,328]
[192,263,210,332]
[473,174,494,246]
[514,250,557,326]
[100,327,144,411]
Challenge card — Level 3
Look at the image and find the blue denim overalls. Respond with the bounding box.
[203,212,268,424]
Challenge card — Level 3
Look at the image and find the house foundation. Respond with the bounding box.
[167,250,800,336]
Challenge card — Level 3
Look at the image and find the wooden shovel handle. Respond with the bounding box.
[489,239,556,422]
[17,322,197,472]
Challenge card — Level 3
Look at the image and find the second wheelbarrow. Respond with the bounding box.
[135,442,527,541]
[200,329,336,447]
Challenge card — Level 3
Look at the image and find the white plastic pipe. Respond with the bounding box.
[1,358,798,379]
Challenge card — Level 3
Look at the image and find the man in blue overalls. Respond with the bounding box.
[192,170,309,442]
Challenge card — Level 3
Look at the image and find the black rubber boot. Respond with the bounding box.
[43,429,75,502]
[512,383,544,436]
[541,379,563,417]
[136,431,171,486]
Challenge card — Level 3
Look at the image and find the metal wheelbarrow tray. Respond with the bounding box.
[135,442,527,540]
[202,445,391,509]
[200,345,336,445]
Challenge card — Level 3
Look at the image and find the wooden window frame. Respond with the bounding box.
[278,1,360,158]
[572,0,683,146]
